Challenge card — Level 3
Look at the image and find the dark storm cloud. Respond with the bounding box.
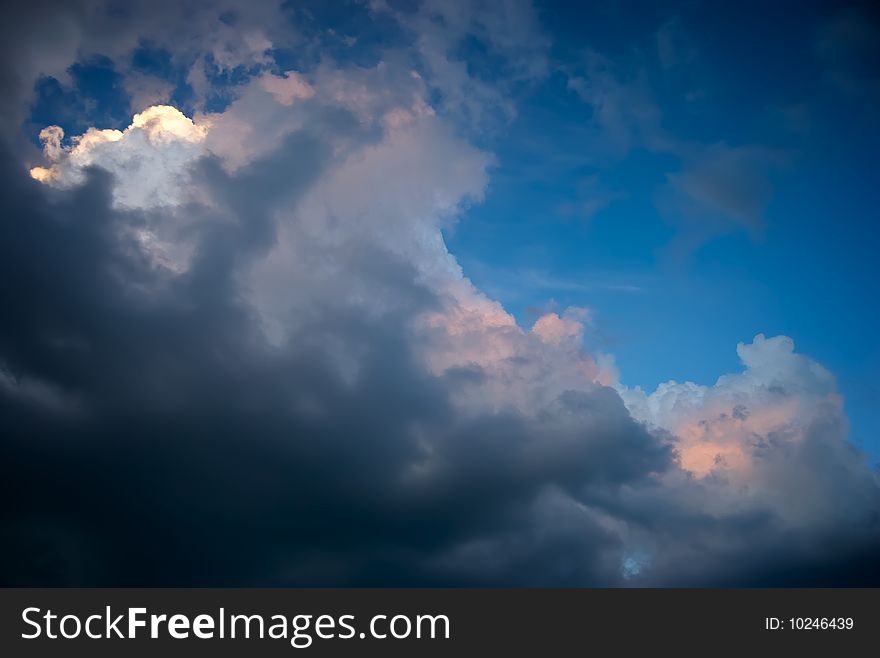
[0,129,675,585]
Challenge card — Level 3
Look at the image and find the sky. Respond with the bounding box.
[0,0,878,586]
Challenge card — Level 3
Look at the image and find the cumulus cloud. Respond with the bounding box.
[29,105,212,273]
[1,0,878,587]
[30,105,208,208]
[621,334,878,525]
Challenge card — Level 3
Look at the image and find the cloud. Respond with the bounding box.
[605,334,880,585]
[659,143,786,248]
[29,105,211,273]
[0,0,878,587]
[0,1,295,140]
[5,59,669,585]
[620,334,879,526]
[566,52,668,157]
[30,105,208,208]
[123,72,176,113]
[373,0,551,129]
[531,309,588,347]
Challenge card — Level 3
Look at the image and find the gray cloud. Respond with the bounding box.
[0,142,672,585]
[374,0,551,130]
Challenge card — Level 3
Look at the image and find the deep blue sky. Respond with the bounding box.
[26,0,880,459]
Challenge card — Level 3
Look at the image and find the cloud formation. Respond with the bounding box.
[1,0,878,587]
[622,335,878,518]
[30,105,208,208]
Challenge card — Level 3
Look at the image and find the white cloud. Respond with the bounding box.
[30,105,208,209]
[619,334,879,528]
[30,106,211,273]
[621,334,837,476]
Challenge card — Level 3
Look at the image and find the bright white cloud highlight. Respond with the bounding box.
[30,105,208,209]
